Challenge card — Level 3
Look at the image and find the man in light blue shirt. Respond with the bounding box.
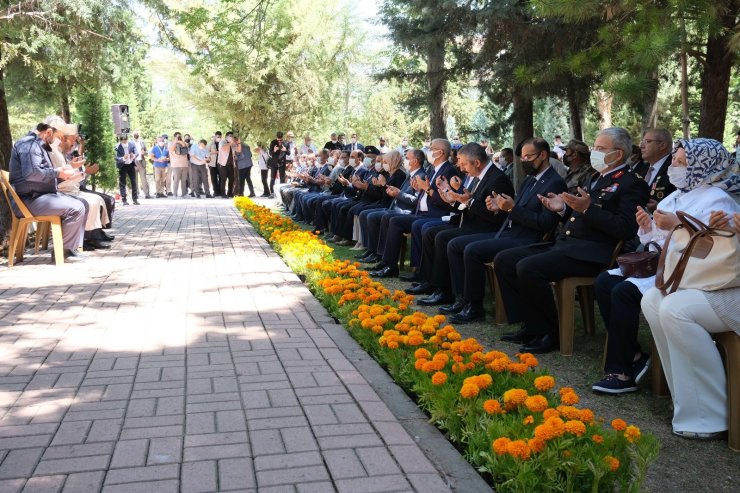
[189,139,212,198]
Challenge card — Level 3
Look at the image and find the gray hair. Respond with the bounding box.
[431,138,451,159]
[598,127,632,161]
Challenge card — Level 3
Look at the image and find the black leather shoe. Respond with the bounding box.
[404,282,434,295]
[368,261,387,271]
[360,254,381,264]
[439,300,466,315]
[133,201,140,205]
[520,333,559,354]
[501,327,536,344]
[417,289,454,306]
[88,240,111,250]
[369,266,399,278]
[101,233,115,241]
[337,239,355,246]
[448,304,486,324]
[354,250,371,260]
[399,272,421,282]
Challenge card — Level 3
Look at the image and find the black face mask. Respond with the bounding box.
[521,156,541,176]
[562,154,571,166]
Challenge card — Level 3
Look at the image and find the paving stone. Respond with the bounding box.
[104,464,179,485]
[181,460,217,493]
[256,465,330,487]
[0,448,44,478]
[61,470,106,493]
[322,449,366,479]
[334,474,412,493]
[20,474,65,493]
[218,457,256,490]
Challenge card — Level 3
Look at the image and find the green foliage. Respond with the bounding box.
[75,88,116,190]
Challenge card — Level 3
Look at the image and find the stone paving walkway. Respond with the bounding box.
[0,199,489,493]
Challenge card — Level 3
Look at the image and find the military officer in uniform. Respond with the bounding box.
[494,128,650,354]
[632,128,676,211]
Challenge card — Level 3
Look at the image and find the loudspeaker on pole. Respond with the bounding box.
[111,104,131,136]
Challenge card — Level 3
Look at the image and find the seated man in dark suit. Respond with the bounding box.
[356,149,426,264]
[369,138,460,278]
[411,142,515,306]
[494,128,650,353]
[632,127,676,211]
[442,138,568,324]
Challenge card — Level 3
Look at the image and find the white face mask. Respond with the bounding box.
[363,157,373,168]
[402,140,408,146]
[403,159,411,171]
[590,149,618,173]
[374,162,383,172]
[327,157,335,165]
[427,149,439,163]
[382,163,390,172]
[498,157,507,168]
[667,165,689,189]
[52,137,61,149]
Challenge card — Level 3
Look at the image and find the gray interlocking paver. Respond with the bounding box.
[0,200,463,492]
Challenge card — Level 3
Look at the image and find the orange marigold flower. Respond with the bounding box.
[523,415,534,425]
[544,416,566,438]
[387,341,398,349]
[557,405,581,420]
[611,418,627,432]
[414,359,428,370]
[483,399,502,415]
[592,434,604,444]
[433,314,446,324]
[524,395,549,413]
[528,438,546,454]
[460,383,480,399]
[534,375,556,392]
[506,439,531,461]
[492,437,510,455]
[431,371,448,385]
[421,361,438,373]
[451,362,466,374]
[490,358,509,372]
[564,420,587,437]
[503,388,528,409]
[542,408,560,420]
[560,390,579,406]
[534,424,555,441]
[624,425,641,443]
[407,334,424,346]
[508,363,529,375]
[580,409,595,424]
[415,348,432,360]
[604,455,620,472]
[470,374,492,390]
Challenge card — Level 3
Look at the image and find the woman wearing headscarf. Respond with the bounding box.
[640,139,740,440]
[592,138,740,395]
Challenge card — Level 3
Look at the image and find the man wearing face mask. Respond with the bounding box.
[494,128,650,354]
[324,133,342,151]
[217,131,237,198]
[562,140,594,194]
[378,137,390,154]
[326,151,375,244]
[115,135,139,205]
[149,135,170,198]
[497,148,514,182]
[310,151,357,234]
[369,139,459,278]
[344,133,364,152]
[397,137,411,154]
[8,122,87,261]
[131,130,150,199]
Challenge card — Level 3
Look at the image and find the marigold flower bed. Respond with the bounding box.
[235,197,659,492]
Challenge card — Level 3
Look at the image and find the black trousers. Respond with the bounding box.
[494,245,604,336]
[447,233,524,303]
[80,186,114,228]
[118,164,138,201]
[594,271,644,375]
[209,166,222,196]
[260,169,270,195]
[219,164,234,197]
[419,223,456,287]
[237,167,254,196]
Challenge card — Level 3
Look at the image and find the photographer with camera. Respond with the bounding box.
[169,131,190,198]
[267,131,288,198]
[115,135,139,205]
[217,131,237,198]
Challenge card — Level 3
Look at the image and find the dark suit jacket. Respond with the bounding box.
[115,142,138,168]
[366,168,406,207]
[553,166,650,265]
[329,165,355,195]
[391,168,424,211]
[633,155,675,202]
[421,161,462,216]
[455,163,515,231]
[501,166,567,241]
[343,142,365,152]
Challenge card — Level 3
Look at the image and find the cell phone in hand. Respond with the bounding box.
[641,206,653,219]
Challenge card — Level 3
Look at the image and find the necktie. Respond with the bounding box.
[644,165,655,185]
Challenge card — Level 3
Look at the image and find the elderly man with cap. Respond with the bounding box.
[8,120,87,261]
[562,139,595,194]
[49,119,113,250]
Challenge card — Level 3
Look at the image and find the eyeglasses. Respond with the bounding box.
[591,147,616,152]
[640,139,660,145]
[521,152,540,161]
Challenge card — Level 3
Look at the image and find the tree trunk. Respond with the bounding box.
[640,72,659,133]
[512,94,533,189]
[697,1,737,140]
[680,49,691,139]
[596,90,613,130]
[566,83,583,141]
[427,38,447,139]
[61,90,71,123]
